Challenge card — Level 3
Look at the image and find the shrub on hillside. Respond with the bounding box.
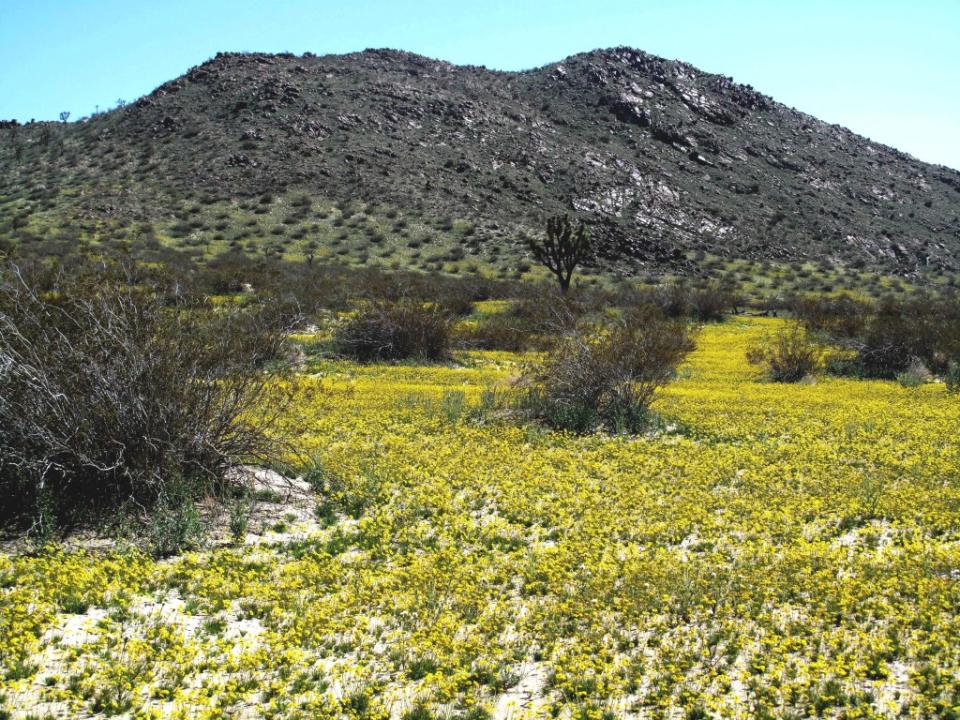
[746,323,820,382]
[0,263,291,546]
[333,300,452,362]
[521,309,694,433]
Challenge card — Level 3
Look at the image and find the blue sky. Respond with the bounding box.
[2,0,958,169]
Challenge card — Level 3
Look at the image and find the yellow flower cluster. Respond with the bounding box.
[2,318,959,719]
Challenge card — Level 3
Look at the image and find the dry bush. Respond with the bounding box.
[521,308,694,433]
[689,282,739,321]
[200,250,260,294]
[432,281,485,317]
[456,313,562,352]
[793,293,960,380]
[332,300,452,362]
[792,293,872,339]
[456,312,535,352]
[853,298,958,378]
[646,281,736,322]
[746,323,820,382]
[653,282,693,319]
[0,263,293,541]
[197,254,518,318]
[455,290,581,352]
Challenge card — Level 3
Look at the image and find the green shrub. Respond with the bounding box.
[228,495,251,544]
[149,485,207,557]
[746,323,820,382]
[896,369,926,389]
[521,310,694,433]
[403,704,434,720]
[333,300,452,362]
[945,361,960,393]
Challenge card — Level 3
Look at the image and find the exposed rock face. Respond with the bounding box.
[2,46,959,273]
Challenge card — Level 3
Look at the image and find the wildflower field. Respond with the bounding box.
[2,318,959,719]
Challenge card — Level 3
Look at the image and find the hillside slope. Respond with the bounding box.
[2,47,959,275]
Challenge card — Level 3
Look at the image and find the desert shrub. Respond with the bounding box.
[148,485,208,556]
[654,282,693,318]
[228,493,251,544]
[456,312,541,352]
[813,297,957,379]
[796,293,960,379]
[434,285,476,316]
[746,323,821,382]
[853,299,950,377]
[689,282,738,321]
[896,359,932,389]
[530,289,591,332]
[455,290,579,352]
[646,281,735,321]
[786,294,852,337]
[946,361,960,393]
[200,251,272,294]
[521,309,694,433]
[333,300,452,362]
[197,255,508,319]
[0,263,292,541]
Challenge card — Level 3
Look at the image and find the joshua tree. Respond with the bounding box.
[527,214,591,294]
[303,239,319,266]
[59,111,70,123]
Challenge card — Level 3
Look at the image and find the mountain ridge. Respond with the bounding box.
[2,46,959,276]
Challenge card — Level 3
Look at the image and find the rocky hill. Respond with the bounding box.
[2,47,959,275]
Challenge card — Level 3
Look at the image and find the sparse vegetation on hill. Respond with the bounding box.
[1,47,959,283]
